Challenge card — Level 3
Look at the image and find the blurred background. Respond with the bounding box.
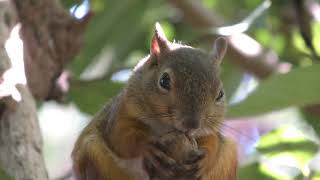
[4,0,320,179]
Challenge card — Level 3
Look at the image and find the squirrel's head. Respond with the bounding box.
[125,23,227,136]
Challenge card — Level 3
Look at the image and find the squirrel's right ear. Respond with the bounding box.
[150,22,170,63]
[212,37,228,65]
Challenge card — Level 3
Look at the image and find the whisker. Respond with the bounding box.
[203,116,258,144]
[222,124,258,143]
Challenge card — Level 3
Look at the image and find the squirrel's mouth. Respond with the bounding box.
[174,126,197,138]
[174,120,200,137]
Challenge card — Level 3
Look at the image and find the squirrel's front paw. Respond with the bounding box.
[178,149,205,179]
[143,140,180,179]
[143,143,205,180]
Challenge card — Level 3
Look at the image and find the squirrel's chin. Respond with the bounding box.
[193,127,215,138]
[173,126,197,138]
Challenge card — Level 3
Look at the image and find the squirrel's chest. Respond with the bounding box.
[111,153,148,180]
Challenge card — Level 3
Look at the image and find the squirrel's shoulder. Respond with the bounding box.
[83,91,125,135]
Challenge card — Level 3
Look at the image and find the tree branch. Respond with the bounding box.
[11,0,88,100]
[0,1,48,179]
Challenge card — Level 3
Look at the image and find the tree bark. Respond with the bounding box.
[0,86,48,180]
[11,0,86,100]
[0,1,48,179]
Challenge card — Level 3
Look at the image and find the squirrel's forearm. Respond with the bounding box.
[107,118,150,158]
[73,132,133,180]
[197,134,238,180]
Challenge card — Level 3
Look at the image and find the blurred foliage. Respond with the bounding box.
[257,126,317,176]
[237,162,276,180]
[59,0,320,179]
[303,112,320,138]
[228,64,320,117]
[69,80,124,114]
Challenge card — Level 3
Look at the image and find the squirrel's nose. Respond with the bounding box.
[182,118,200,130]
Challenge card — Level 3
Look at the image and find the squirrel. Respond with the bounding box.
[71,22,238,180]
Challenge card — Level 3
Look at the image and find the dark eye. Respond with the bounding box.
[159,72,170,91]
[216,90,224,101]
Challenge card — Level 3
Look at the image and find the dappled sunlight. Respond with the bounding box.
[229,34,262,57]
[215,0,271,36]
[111,69,132,82]
[229,74,258,105]
[0,24,25,101]
[70,0,90,19]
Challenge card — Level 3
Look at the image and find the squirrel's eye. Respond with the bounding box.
[159,72,171,91]
[216,90,224,101]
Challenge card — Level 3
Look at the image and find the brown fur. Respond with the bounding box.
[197,134,238,180]
[72,23,237,180]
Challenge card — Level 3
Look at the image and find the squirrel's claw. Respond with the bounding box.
[184,149,205,164]
[178,149,205,179]
[143,143,178,178]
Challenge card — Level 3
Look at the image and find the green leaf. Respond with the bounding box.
[293,30,310,55]
[60,0,82,9]
[69,80,124,114]
[312,22,320,56]
[237,162,276,180]
[228,64,320,117]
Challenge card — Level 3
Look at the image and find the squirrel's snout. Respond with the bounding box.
[174,114,201,134]
[181,118,200,131]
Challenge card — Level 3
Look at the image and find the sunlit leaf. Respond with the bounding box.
[292,30,310,55]
[260,162,299,180]
[228,64,320,117]
[312,22,320,56]
[257,125,318,171]
[254,28,271,46]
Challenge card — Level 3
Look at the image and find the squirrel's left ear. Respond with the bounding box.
[212,37,228,65]
[150,22,170,62]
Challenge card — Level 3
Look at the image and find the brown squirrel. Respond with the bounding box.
[72,23,238,180]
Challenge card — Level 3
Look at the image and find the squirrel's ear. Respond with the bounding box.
[212,37,228,65]
[150,22,170,62]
